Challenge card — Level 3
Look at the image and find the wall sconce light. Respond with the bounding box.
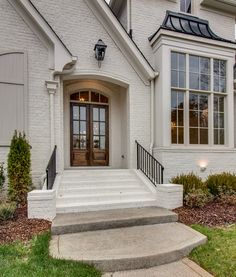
[199,161,208,172]
[94,39,107,68]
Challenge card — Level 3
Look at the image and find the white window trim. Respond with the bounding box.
[170,51,228,148]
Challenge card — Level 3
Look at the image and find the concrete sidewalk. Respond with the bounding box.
[103,258,213,277]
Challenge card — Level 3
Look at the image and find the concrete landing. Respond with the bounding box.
[52,207,178,235]
[103,258,213,277]
[50,222,207,272]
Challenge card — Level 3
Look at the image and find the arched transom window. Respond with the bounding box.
[70,91,108,104]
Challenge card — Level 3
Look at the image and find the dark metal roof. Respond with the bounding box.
[149,11,235,44]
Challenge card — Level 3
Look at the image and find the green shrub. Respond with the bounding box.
[205,172,236,196]
[170,172,205,197]
[185,189,213,208]
[0,162,5,190]
[7,131,32,205]
[0,202,16,221]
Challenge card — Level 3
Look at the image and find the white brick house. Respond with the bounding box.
[1,0,236,219]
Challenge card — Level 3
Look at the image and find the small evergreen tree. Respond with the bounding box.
[7,131,32,205]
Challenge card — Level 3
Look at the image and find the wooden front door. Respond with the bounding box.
[71,103,109,166]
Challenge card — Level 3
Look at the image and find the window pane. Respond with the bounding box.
[171,70,178,87]
[100,94,108,103]
[100,136,106,150]
[171,91,177,108]
[214,130,219,145]
[80,136,87,149]
[200,74,210,91]
[178,110,184,126]
[200,58,210,74]
[189,111,198,127]
[190,128,198,144]
[171,127,177,144]
[179,71,186,88]
[219,78,226,93]
[80,91,89,102]
[100,122,106,135]
[199,95,208,110]
[189,94,198,110]
[171,109,177,126]
[219,113,224,128]
[214,59,227,93]
[91,91,100,102]
[200,129,208,144]
[100,108,105,122]
[93,108,99,121]
[80,121,86,135]
[219,97,224,112]
[214,113,218,128]
[178,93,184,109]
[190,56,199,73]
[71,93,80,101]
[73,121,79,135]
[190,73,199,90]
[200,111,208,127]
[93,136,100,149]
[93,122,99,135]
[171,52,178,70]
[73,106,79,120]
[178,127,184,144]
[220,60,226,76]
[73,135,80,149]
[179,54,186,71]
[214,76,219,92]
[214,60,219,74]
[220,130,224,145]
[80,106,86,120]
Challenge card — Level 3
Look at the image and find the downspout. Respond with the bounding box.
[150,72,159,154]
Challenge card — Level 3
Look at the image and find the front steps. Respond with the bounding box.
[52,207,178,235]
[50,207,206,272]
[56,169,157,213]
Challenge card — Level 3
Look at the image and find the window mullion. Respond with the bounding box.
[209,58,214,146]
[186,53,190,145]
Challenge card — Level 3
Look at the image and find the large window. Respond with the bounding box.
[180,0,192,13]
[171,52,226,146]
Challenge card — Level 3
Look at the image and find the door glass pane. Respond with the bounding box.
[100,136,106,150]
[100,122,106,135]
[73,106,79,120]
[73,135,80,149]
[80,107,86,120]
[73,121,79,135]
[93,136,100,149]
[93,122,99,135]
[80,121,86,135]
[100,108,105,122]
[93,108,99,121]
[80,135,87,149]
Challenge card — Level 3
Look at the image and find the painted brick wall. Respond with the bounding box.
[154,149,236,183]
[31,0,152,169]
[0,0,51,187]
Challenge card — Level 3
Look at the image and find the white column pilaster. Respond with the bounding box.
[46,81,58,150]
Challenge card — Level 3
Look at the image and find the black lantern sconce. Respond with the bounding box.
[94,39,107,68]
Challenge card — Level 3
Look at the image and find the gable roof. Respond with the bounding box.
[8,0,77,72]
[149,11,235,44]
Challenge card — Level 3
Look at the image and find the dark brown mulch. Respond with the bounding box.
[174,200,236,227]
[0,206,51,244]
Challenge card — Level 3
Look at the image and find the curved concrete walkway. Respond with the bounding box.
[103,258,213,277]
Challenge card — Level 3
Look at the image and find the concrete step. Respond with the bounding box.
[58,185,147,195]
[63,169,136,176]
[52,207,178,235]
[56,199,157,213]
[59,179,143,189]
[61,176,138,183]
[50,222,207,272]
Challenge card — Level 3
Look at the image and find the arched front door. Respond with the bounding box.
[70,91,109,166]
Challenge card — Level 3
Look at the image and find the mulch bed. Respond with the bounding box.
[174,200,236,227]
[0,206,51,244]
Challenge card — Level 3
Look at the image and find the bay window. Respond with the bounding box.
[171,52,226,146]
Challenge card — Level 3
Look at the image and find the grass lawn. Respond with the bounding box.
[0,232,101,277]
[190,225,236,277]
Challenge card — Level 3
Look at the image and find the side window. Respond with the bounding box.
[180,0,192,14]
[0,52,26,145]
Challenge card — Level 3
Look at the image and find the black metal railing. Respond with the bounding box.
[46,146,57,190]
[136,141,164,186]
